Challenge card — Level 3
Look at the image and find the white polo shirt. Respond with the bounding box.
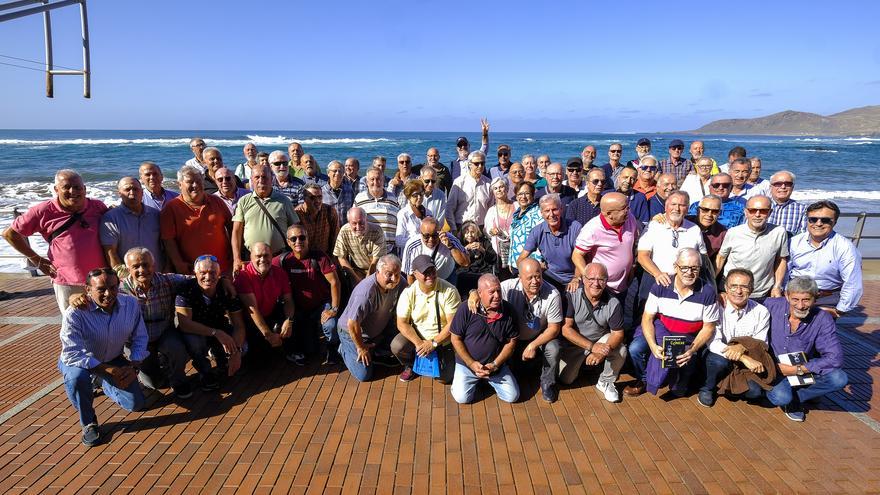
[637,219,707,274]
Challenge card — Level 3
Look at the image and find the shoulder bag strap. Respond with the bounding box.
[48,210,84,242]
[253,196,287,240]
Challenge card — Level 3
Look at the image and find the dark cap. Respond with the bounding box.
[637,138,651,147]
[669,139,685,148]
[456,136,469,148]
[497,144,510,153]
[566,157,583,169]
[411,254,436,274]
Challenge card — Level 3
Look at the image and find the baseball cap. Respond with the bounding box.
[669,139,685,148]
[411,254,436,274]
[456,136,469,148]
[637,138,651,147]
[566,157,583,169]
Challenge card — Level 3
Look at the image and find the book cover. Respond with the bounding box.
[662,336,688,369]
[777,351,816,386]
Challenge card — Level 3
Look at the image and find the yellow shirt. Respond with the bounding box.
[396,279,461,341]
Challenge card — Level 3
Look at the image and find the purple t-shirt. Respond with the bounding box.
[450,301,518,364]
[523,219,582,285]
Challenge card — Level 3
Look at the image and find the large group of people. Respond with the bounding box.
[0,122,863,447]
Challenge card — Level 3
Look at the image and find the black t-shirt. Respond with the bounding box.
[175,278,242,332]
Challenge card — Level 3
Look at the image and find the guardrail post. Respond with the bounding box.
[852,212,867,249]
[11,208,40,277]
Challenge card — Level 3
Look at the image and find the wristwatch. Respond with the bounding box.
[431,340,439,348]
[796,365,805,376]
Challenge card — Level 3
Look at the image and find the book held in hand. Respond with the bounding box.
[662,336,688,369]
[777,351,815,386]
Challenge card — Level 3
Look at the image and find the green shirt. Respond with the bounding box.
[232,191,299,253]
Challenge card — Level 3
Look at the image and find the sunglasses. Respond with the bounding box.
[807,217,834,225]
[216,176,234,182]
[698,206,721,215]
[471,162,486,167]
[771,181,793,188]
[498,152,510,156]
[609,149,622,154]
[288,234,307,242]
[640,166,658,172]
[710,182,732,189]
[422,179,436,184]
[589,179,604,185]
[422,232,439,239]
[398,160,411,164]
[195,254,218,263]
[671,229,679,248]
[272,161,288,166]
[670,146,684,150]
[747,208,771,215]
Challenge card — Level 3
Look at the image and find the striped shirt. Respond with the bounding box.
[355,191,400,250]
[60,294,150,369]
[322,181,354,225]
[332,223,388,272]
[121,273,189,342]
[769,198,807,236]
[401,234,466,281]
[644,279,720,334]
[659,157,693,185]
[273,175,306,206]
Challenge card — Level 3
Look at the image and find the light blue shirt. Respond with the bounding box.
[141,188,178,212]
[787,231,863,312]
[99,203,164,268]
[423,188,450,228]
[60,293,150,369]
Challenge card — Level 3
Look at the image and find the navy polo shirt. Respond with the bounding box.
[450,300,518,364]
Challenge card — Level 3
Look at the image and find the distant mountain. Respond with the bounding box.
[688,106,880,136]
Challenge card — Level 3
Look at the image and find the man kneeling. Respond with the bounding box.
[59,268,149,447]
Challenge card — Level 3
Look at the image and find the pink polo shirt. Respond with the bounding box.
[11,198,108,285]
[574,213,640,294]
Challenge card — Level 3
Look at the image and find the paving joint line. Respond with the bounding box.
[0,323,46,348]
[0,316,61,325]
[0,377,63,427]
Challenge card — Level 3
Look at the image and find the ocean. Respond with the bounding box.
[1,129,879,271]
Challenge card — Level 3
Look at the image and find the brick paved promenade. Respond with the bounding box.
[0,275,877,494]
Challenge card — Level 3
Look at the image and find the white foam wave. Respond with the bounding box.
[793,189,880,201]
[0,135,392,147]
[245,135,390,145]
[524,138,535,142]
[802,149,839,153]
[843,137,880,142]
[0,138,191,146]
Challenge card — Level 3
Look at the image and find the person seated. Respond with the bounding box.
[234,242,296,363]
[393,255,462,384]
[449,274,519,404]
[175,255,247,390]
[400,217,470,285]
[275,225,342,365]
[395,179,433,249]
[59,268,148,447]
[698,268,771,407]
[762,276,848,422]
[337,255,408,382]
[518,193,582,295]
[626,248,719,398]
[455,221,498,295]
[333,207,388,286]
[559,263,627,403]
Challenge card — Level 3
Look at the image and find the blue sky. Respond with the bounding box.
[1,0,878,132]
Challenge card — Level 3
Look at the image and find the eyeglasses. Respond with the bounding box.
[584,277,607,285]
[216,176,234,182]
[710,182,732,189]
[195,254,218,263]
[640,166,658,172]
[288,234,307,242]
[515,192,533,198]
[698,206,721,215]
[422,179,436,184]
[398,160,411,164]
[727,283,751,292]
[609,149,622,154]
[747,207,771,215]
[589,179,604,185]
[272,161,288,167]
[807,217,834,225]
[676,264,700,274]
[471,162,485,167]
[771,181,793,188]
[670,146,684,150]
[498,152,509,157]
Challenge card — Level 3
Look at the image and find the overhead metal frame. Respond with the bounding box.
[0,0,90,98]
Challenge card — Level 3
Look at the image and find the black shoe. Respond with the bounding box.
[200,373,220,391]
[286,352,306,366]
[323,349,342,366]
[82,423,101,447]
[541,384,559,403]
[372,354,401,368]
[697,390,715,408]
[172,382,193,399]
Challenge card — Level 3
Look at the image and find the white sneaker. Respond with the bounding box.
[596,380,620,403]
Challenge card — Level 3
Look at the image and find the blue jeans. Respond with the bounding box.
[182,328,233,376]
[337,326,394,382]
[58,356,145,427]
[451,361,520,404]
[701,352,763,398]
[766,368,848,407]
[629,333,649,382]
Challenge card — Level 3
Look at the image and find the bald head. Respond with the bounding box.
[600,192,629,226]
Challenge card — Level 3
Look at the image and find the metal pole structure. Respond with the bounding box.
[42,0,53,97]
[79,0,89,98]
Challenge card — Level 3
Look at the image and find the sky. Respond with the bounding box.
[1,0,879,132]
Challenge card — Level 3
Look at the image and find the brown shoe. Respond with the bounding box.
[623,380,646,396]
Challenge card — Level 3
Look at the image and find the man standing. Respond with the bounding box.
[686,140,718,175]
[176,256,247,388]
[420,166,450,227]
[688,173,746,229]
[213,167,249,214]
[767,170,807,236]
[185,138,207,173]
[343,157,363,195]
[59,268,148,446]
[393,255,461,383]
[519,194,582,294]
[680,156,715,205]
[634,155,659,200]
[338,255,408,381]
[139,161,178,212]
[565,168,605,225]
[659,139,692,186]
[627,138,651,168]
[333,207,388,285]
[161,165,233,274]
[415,148,453,194]
[355,167,400,251]
[698,268,770,407]
[581,145,597,170]
[276,225,342,365]
[490,144,513,180]
[322,160,354,224]
[647,172,678,218]
[401,217,470,284]
[685,194,728,264]
[4,169,108,311]
[535,163,578,207]
[448,151,493,231]
[787,200,863,318]
[450,119,490,180]
[450,274,519,404]
[287,142,305,177]
[295,184,340,255]
[270,150,306,205]
[729,158,754,198]
[572,192,640,304]
[762,277,848,421]
[601,143,625,190]
[100,177,163,270]
[387,153,419,203]
[559,263,627,403]
[231,163,298,272]
[615,165,650,225]
[719,146,747,173]
[300,154,329,186]
[627,248,719,397]
[201,147,238,195]
[716,195,789,299]
[234,142,259,187]
[564,158,587,197]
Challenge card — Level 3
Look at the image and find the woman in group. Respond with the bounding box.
[395,179,432,249]
[484,177,515,280]
[680,156,714,204]
[507,181,543,273]
[521,154,546,189]
[455,221,498,295]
